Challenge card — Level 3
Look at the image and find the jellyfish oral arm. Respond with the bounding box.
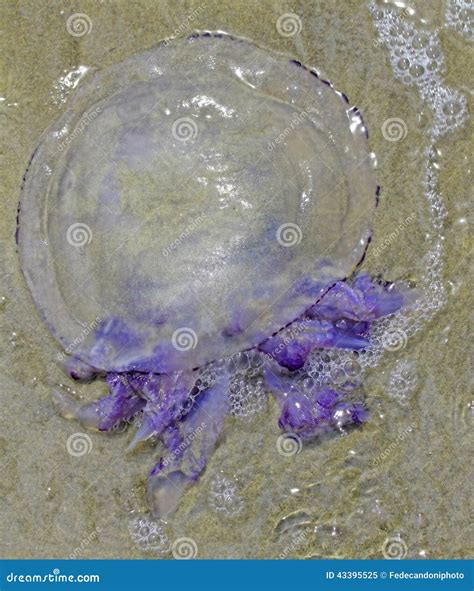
[146,372,230,518]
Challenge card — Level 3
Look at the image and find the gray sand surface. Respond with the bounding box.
[0,0,472,558]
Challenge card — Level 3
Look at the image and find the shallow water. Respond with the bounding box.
[0,0,472,559]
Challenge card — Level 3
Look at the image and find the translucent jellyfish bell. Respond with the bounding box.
[18,33,377,373]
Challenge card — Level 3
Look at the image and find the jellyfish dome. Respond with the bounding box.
[18,33,376,375]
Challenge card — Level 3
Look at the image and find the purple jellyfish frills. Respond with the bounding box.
[18,33,413,517]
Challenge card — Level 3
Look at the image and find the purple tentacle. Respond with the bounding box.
[51,272,412,518]
[263,368,368,440]
[52,372,145,431]
[308,273,407,322]
[127,371,196,450]
[63,356,101,381]
[258,274,410,371]
[258,319,369,371]
[147,371,230,518]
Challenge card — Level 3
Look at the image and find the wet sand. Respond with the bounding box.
[0,0,472,558]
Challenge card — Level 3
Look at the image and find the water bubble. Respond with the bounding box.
[442,100,462,116]
[128,515,169,553]
[409,64,425,78]
[397,58,410,70]
[208,472,245,517]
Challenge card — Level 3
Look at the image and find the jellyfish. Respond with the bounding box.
[17,33,411,517]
